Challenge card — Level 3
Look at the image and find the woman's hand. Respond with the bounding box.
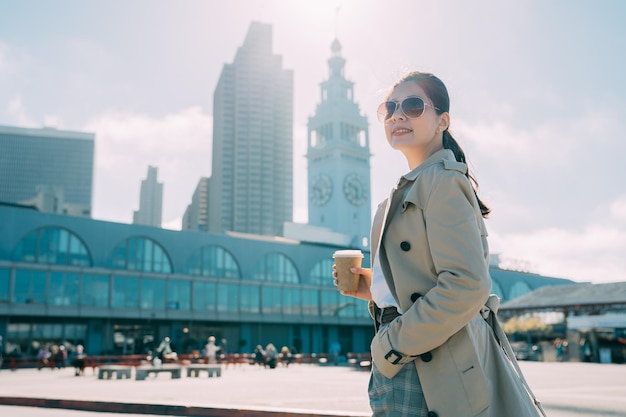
[332,265,373,301]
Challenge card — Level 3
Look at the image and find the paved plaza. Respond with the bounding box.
[0,361,625,417]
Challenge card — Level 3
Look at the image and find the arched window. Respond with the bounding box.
[253,253,299,283]
[491,279,506,302]
[185,245,240,278]
[509,281,533,300]
[108,237,172,273]
[13,227,91,266]
[309,259,334,286]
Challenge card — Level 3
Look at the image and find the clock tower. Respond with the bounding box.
[307,39,371,249]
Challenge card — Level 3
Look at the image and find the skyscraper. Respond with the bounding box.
[0,125,94,217]
[306,39,371,249]
[133,166,163,227]
[208,22,293,236]
[182,177,210,232]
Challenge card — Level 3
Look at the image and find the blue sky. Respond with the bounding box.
[1,0,625,283]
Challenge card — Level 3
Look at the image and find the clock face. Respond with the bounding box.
[343,173,367,206]
[310,174,333,206]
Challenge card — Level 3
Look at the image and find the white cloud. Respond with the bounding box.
[456,106,619,169]
[490,195,626,284]
[6,95,36,127]
[609,196,626,224]
[162,217,182,231]
[84,107,213,225]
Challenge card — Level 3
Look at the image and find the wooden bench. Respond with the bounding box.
[135,364,182,381]
[186,364,222,378]
[97,365,132,380]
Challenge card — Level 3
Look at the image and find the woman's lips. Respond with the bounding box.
[392,128,412,136]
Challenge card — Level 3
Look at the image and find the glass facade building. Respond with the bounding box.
[0,204,372,357]
[208,22,293,237]
[0,125,95,217]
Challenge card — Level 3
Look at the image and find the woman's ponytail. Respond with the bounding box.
[395,70,491,218]
[443,130,491,218]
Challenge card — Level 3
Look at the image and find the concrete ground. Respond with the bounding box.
[0,361,625,417]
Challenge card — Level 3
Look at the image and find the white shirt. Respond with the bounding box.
[370,251,402,313]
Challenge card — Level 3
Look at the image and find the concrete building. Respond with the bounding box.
[208,22,293,237]
[182,177,210,232]
[133,166,163,228]
[0,125,94,217]
[306,39,371,250]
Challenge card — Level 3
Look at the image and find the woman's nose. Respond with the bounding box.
[389,104,405,121]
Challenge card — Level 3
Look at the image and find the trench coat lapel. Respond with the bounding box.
[373,186,405,298]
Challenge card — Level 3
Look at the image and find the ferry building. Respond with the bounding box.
[0,202,574,358]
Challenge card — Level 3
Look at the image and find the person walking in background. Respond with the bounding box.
[580,338,593,362]
[156,337,177,362]
[334,71,545,416]
[280,346,292,367]
[253,345,266,367]
[554,338,565,362]
[265,343,278,369]
[36,345,50,370]
[205,336,220,364]
[71,344,87,376]
[50,345,65,369]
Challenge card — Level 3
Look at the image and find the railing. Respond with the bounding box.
[1,352,373,371]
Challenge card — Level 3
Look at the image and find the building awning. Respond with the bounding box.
[499,282,626,317]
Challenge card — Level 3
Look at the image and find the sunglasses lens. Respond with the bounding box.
[377,101,397,122]
[401,97,425,118]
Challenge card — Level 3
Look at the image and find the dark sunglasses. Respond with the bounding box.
[376,96,440,123]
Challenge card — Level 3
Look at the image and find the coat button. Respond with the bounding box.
[427,412,438,417]
[410,293,422,302]
[400,241,411,251]
[421,352,432,362]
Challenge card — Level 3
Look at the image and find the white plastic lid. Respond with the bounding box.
[333,250,363,258]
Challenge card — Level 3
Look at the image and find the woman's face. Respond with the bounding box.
[384,81,448,166]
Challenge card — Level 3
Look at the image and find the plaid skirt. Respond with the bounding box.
[369,360,428,417]
[368,329,429,417]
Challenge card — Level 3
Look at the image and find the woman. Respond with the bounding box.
[334,71,544,416]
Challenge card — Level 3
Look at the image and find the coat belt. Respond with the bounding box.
[375,306,401,325]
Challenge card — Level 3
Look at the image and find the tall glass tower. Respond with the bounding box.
[133,166,163,227]
[208,22,293,236]
[307,39,371,249]
[0,125,94,217]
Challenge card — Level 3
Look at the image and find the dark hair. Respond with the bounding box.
[392,71,491,218]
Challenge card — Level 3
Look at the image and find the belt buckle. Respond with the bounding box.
[384,349,403,365]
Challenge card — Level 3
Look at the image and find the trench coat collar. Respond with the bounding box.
[400,148,457,183]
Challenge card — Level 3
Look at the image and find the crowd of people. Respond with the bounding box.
[252,343,293,368]
[33,343,87,376]
[2,334,336,373]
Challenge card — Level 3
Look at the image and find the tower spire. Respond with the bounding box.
[334,5,341,39]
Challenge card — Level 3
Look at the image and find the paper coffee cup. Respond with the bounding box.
[333,250,363,292]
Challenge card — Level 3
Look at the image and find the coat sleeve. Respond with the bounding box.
[371,168,492,379]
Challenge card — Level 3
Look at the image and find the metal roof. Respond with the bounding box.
[500,282,626,314]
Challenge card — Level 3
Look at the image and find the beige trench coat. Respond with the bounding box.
[369,149,542,417]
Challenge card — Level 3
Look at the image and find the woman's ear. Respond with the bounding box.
[438,112,450,132]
